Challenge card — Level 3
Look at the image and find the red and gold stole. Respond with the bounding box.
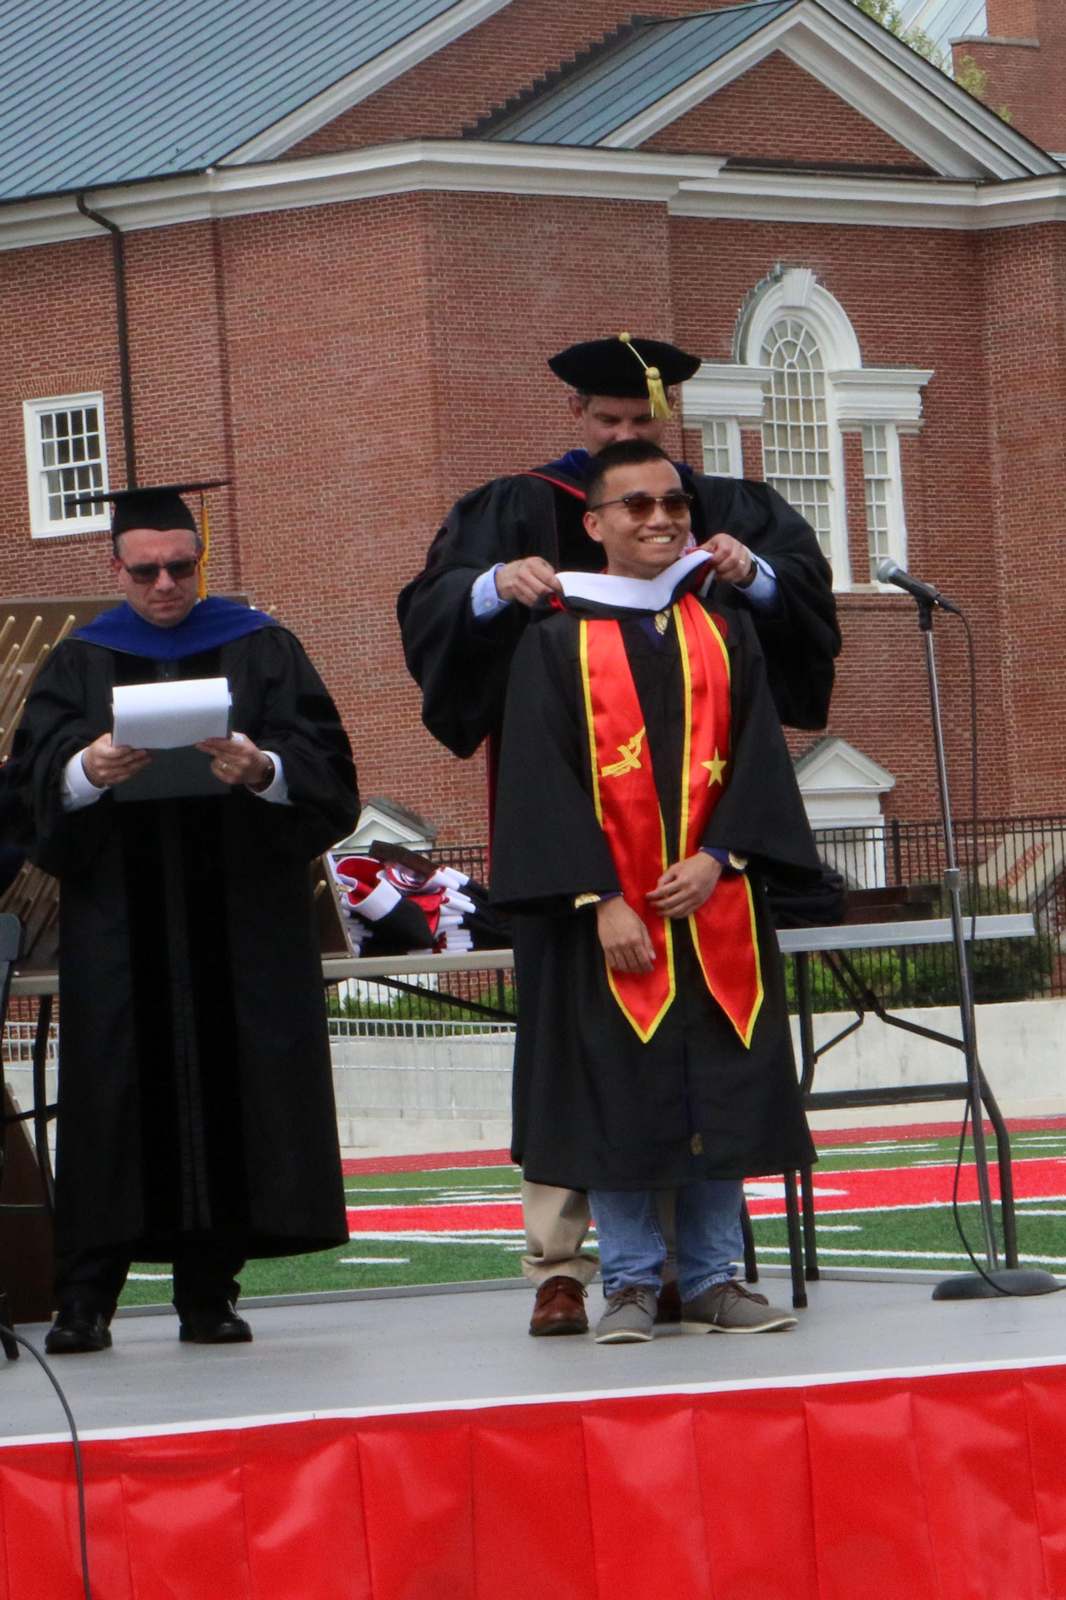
[579,593,763,1045]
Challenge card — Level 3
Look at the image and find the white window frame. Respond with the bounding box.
[23,393,109,537]
[686,267,935,592]
[740,271,857,584]
[758,314,844,575]
[683,365,765,482]
[700,416,743,477]
[861,420,908,582]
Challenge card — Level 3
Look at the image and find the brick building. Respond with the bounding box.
[2,0,1065,859]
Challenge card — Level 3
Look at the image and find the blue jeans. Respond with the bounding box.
[589,1179,743,1302]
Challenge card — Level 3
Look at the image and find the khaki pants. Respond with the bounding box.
[521,1180,677,1286]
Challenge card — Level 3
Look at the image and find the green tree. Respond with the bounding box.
[853,0,1010,120]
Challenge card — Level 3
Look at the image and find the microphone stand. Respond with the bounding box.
[910,597,1057,1298]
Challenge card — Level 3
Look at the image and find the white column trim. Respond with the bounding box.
[682,363,772,426]
[832,368,935,433]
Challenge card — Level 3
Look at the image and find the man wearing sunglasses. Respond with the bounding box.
[398,334,839,764]
[9,483,358,1355]
[493,439,820,1343]
[398,335,838,1335]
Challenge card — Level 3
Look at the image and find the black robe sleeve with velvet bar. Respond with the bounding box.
[491,596,820,1192]
[9,626,359,1265]
[397,467,839,762]
[396,470,594,760]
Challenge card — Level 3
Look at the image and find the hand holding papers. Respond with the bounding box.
[196,732,276,791]
[107,676,233,802]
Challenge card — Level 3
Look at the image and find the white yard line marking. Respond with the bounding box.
[753,1245,1066,1266]
[339,1257,410,1265]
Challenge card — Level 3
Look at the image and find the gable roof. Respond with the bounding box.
[470,2,797,145]
[0,0,506,203]
[469,0,1054,180]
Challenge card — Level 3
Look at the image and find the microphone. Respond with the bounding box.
[876,559,961,615]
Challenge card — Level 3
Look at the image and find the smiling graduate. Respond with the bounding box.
[491,441,823,1341]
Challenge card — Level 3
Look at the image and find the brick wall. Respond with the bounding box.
[670,210,1004,820]
[2,1,1064,855]
[985,0,1038,38]
[645,53,934,173]
[403,189,681,839]
[957,0,1066,152]
[979,222,1066,813]
[0,234,129,597]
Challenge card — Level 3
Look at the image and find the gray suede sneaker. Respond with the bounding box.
[682,1280,797,1333]
[595,1285,658,1343]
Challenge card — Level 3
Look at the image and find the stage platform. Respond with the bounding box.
[2,1273,1065,1599]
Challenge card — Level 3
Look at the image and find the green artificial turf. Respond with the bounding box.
[117,1128,1066,1307]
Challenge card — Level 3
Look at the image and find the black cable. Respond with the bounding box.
[943,610,1063,1296]
[0,1322,93,1599]
[948,1096,1011,1293]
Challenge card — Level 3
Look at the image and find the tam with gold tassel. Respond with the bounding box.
[546,335,700,404]
[619,331,672,420]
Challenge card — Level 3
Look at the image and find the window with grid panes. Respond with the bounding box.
[700,417,737,476]
[24,395,108,536]
[759,319,833,560]
[863,424,893,581]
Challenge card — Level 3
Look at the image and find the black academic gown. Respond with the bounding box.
[10,618,358,1264]
[397,454,840,759]
[491,579,820,1192]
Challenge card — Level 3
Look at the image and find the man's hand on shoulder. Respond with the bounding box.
[494,556,563,607]
[647,853,722,919]
[81,733,151,790]
[700,533,756,588]
[595,897,656,973]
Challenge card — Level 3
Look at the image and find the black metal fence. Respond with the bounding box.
[332,817,1064,1020]
[805,814,1063,1010]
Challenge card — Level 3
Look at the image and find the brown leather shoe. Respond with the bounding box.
[529,1275,588,1336]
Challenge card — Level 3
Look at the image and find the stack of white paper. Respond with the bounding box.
[112,677,231,749]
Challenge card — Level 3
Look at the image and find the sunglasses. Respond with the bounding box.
[586,490,693,520]
[120,558,200,585]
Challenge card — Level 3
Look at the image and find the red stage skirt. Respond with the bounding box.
[2,1361,1064,1598]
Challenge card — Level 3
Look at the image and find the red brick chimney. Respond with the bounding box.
[953,0,1066,152]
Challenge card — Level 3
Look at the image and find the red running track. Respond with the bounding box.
[344,1155,1066,1234]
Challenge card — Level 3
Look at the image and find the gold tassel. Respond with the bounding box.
[619,331,673,420]
[198,492,210,599]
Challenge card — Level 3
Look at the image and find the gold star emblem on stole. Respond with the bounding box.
[601,727,646,779]
[701,748,727,787]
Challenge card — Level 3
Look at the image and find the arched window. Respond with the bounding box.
[681,267,933,591]
[760,317,834,562]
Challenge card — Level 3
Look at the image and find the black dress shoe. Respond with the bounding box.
[44,1303,113,1355]
[178,1300,253,1345]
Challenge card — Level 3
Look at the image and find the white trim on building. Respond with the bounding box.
[22,393,110,538]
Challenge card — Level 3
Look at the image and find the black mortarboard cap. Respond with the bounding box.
[547,334,701,412]
[64,480,226,537]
